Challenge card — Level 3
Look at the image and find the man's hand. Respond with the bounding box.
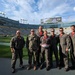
[66,48,68,52]
[40,44,42,46]
[11,48,15,53]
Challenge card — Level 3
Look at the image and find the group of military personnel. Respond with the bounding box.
[10,25,75,73]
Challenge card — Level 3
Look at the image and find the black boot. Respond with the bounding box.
[27,65,32,70]
[12,68,15,73]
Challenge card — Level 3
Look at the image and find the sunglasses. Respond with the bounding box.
[31,31,34,32]
[59,29,63,31]
[51,31,54,32]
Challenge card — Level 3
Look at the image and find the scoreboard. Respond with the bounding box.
[41,17,62,24]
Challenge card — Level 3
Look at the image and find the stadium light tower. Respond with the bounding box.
[20,19,28,24]
[0,11,6,17]
[23,19,28,24]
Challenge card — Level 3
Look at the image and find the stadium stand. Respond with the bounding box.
[0,16,75,36]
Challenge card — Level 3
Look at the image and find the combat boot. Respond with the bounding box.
[12,68,15,73]
[27,65,32,70]
[34,66,37,70]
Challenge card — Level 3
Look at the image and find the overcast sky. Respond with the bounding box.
[0,0,75,24]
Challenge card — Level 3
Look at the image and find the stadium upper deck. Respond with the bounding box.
[0,16,75,29]
[0,16,75,36]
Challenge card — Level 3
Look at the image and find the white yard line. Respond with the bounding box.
[0,42,10,46]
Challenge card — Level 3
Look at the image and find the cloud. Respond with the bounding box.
[0,0,75,24]
[73,7,75,11]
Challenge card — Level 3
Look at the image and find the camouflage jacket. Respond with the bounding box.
[26,34,40,50]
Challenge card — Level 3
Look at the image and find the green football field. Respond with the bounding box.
[0,36,28,59]
[0,36,27,43]
[0,45,28,59]
[0,36,70,60]
[0,36,11,43]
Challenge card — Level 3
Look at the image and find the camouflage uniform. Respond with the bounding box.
[10,36,25,69]
[26,34,40,66]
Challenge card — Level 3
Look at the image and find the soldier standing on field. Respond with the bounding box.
[58,27,71,71]
[50,28,59,68]
[40,30,50,71]
[36,26,44,66]
[26,29,40,70]
[10,30,25,73]
[69,25,75,69]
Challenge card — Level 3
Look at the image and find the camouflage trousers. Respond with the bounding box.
[28,50,38,66]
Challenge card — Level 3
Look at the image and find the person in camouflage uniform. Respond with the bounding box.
[26,29,40,70]
[10,30,25,73]
[40,30,50,71]
[58,27,71,71]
